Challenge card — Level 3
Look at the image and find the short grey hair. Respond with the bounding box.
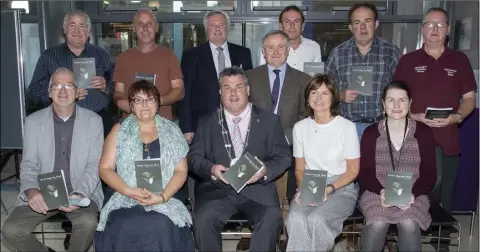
[133,8,158,24]
[203,9,230,32]
[218,66,249,87]
[262,29,290,49]
[48,67,75,88]
[63,10,91,32]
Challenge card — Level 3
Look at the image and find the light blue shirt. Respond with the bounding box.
[267,63,287,114]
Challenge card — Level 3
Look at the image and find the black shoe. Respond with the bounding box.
[236,238,250,252]
[47,246,56,252]
[63,234,71,251]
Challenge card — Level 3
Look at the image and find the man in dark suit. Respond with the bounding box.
[178,9,253,144]
[246,29,311,248]
[188,67,291,252]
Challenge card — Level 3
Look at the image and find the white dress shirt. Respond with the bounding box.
[224,102,252,147]
[260,36,322,72]
[210,41,232,76]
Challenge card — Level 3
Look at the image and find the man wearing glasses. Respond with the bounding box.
[3,68,104,252]
[325,2,402,137]
[394,8,477,250]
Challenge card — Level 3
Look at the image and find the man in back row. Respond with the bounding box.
[259,5,322,72]
[326,2,402,137]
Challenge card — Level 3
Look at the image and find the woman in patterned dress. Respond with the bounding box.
[285,74,360,251]
[94,80,194,251]
[358,81,437,251]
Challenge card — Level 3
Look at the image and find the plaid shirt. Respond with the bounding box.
[325,37,401,121]
[27,43,113,112]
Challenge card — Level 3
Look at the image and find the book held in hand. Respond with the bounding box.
[304,62,325,76]
[384,171,413,207]
[223,152,264,193]
[349,66,373,95]
[135,159,163,193]
[38,170,69,210]
[424,107,453,120]
[300,170,328,205]
[135,72,156,85]
[72,58,96,89]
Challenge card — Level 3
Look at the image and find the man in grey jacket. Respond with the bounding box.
[2,68,104,252]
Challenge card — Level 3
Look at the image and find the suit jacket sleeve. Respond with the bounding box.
[178,50,195,133]
[412,122,437,198]
[72,114,104,198]
[262,116,292,184]
[188,117,216,181]
[358,124,383,195]
[19,115,42,201]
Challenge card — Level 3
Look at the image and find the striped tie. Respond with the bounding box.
[231,117,243,158]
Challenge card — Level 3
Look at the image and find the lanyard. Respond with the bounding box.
[385,118,408,171]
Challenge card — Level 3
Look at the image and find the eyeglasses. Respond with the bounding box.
[423,22,448,29]
[50,83,76,90]
[133,97,157,105]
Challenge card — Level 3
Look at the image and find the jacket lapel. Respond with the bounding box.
[277,65,294,116]
[227,43,239,68]
[202,43,218,78]
[258,65,274,111]
[245,106,261,153]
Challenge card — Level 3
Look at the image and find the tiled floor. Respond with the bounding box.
[1,157,478,252]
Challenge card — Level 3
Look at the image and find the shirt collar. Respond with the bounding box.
[267,62,287,73]
[224,102,252,122]
[348,36,380,50]
[210,41,228,52]
[52,105,76,122]
[420,43,453,58]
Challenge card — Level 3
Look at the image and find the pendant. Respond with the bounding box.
[230,158,239,167]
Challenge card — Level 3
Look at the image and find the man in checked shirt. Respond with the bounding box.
[27,10,113,138]
[325,2,402,137]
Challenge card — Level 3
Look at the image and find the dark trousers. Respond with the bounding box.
[2,203,98,252]
[193,194,282,252]
[431,147,460,212]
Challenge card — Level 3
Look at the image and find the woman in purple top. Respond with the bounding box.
[358,81,437,251]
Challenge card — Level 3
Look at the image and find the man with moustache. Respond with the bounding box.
[2,68,104,252]
[113,8,184,122]
[394,8,476,250]
[247,29,311,250]
[189,67,291,252]
[325,2,402,137]
[259,5,322,72]
[178,9,253,145]
[27,10,113,137]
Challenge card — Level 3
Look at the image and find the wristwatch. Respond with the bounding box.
[455,112,463,124]
[327,184,336,193]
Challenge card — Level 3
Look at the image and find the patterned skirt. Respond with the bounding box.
[360,190,431,230]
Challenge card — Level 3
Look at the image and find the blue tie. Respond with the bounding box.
[271,69,281,112]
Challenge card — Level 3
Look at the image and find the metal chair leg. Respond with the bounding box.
[41,222,45,244]
[1,199,8,214]
[457,223,462,252]
[470,211,475,236]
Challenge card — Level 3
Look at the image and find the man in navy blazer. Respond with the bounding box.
[177,9,253,144]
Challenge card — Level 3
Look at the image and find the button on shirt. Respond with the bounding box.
[260,36,322,72]
[325,37,402,121]
[28,43,113,112]
[267,63,287,114]
[394,46,477,156]
[210,41,232,76]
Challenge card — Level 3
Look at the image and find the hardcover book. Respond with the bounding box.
[223,152,264,193]
[300,170,328,205]
[424,107,453,120]
[304,62,325,76]
[349,66,373,95]
[135,72,156,85]
[384,171,413,207]
[72,58,96,89]
[38,170,69,210]
[135,159,163,193]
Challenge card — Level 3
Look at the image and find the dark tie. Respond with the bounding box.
[271,69,281,111]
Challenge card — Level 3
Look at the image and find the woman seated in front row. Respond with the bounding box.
[94,80,194,251]
[286,74,360,252]
[358,81,437,252]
